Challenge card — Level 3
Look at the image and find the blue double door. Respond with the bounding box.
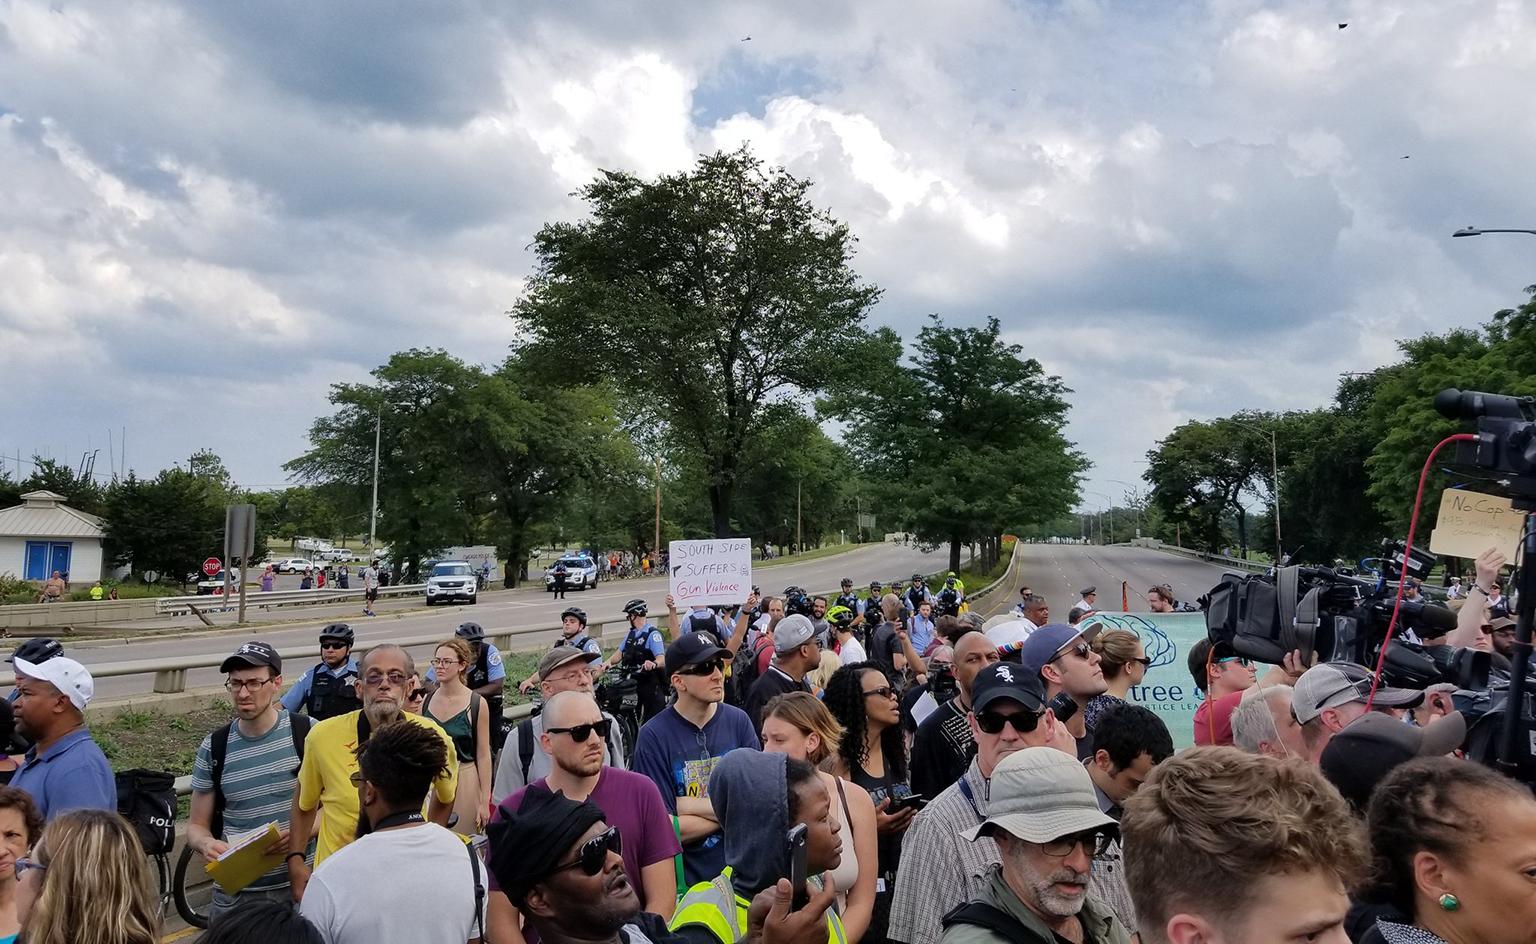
[23,541,72,581]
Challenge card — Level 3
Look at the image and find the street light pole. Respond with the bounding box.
[1084,490,1115,544]
[1108,479,1143,537]
[368,405,381,550]
[653,457,662,562]
[1452,227,1536,238]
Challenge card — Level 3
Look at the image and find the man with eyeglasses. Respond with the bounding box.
[1290,660,1423,763]
[632,632,760,887]
[939,746,1130,944]
[1021,624,1108,759]
[300,719,487,944]
[890,662,1065,944]
[1187,640,1312,748]
[494,645,626,804]
[188,642,312,925]
[488,691,680,944]
[286,644,458,902]
[281,624,362,721]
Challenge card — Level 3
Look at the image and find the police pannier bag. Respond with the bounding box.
[115,768,177,855]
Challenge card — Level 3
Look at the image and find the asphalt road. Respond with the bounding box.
[42,542,960,700]
[1010,542,1237,618]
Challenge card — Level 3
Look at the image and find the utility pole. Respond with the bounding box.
[368,405,381,549]
[653,457,662,561]
[1270,430,1283,563]
[796,479,803,554]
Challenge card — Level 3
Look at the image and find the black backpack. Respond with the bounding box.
[942,902,1038,944]
[208,712,312,839]
[114,768,177,855]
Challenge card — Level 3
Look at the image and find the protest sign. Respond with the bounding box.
[1428,489,1528,560]
[668,539,753,608]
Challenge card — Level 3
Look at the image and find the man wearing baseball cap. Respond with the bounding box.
[742,614,819,729]
[188,641,311,924]
[1319,709,1466,813]
[1291,661,1424,762]
[492,644,625,803]
[940,746,1131,944]
[10,656,115,819]
[1021,624,1107,757]
[632,632,759,887]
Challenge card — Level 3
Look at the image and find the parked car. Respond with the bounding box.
[425,560,477,606]
[275,558,317,574]
[196,568,242,595]
[544,555,598,592]
[320,548,355,562]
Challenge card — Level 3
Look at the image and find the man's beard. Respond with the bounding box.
[365,696,403,726]
[1015,854,1090,917]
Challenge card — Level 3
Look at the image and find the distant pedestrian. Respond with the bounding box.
[9,657,115,819]
[360,561,379,617]
[337,565,350,590]
[300,573,313,590]
[88,582,103,601]
[36,572,65,604]
[316,568,326,590]
[261,566,276,592]
[106,587,119,601]
[551,561,569,600]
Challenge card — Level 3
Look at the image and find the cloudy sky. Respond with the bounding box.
[4,0,1535,517]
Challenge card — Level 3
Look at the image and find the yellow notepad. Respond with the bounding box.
[203,822,284,895]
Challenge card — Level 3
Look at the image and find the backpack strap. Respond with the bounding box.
[289,712,312,764]
[466,835,486,942]
[517,717,538,783]
[942,901,1038,944]
[209,721,233,838]
[468,691,482,753]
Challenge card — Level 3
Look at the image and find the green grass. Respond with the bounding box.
[756,543,861,568]
[96,700,235,776]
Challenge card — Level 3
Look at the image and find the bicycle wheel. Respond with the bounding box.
[619,711,640,768]
[152,852,171,917]
[173,844,211,929]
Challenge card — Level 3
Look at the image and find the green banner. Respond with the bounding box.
[1082,612,1210,749]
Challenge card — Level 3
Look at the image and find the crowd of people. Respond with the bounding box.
[0,558,1529,944]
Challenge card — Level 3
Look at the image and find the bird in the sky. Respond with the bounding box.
[1401,155,1411,159]
[740,36,751,41]
[1338,22,1348,29]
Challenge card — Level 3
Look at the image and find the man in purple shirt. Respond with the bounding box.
[488,691,681,944]
[10,656,115,818]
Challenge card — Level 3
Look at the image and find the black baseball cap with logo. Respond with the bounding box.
[664,631,733,676]
[220,641,282,674]
[971,661,1047,713]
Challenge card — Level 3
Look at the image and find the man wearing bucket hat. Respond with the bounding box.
[939,746,1131,944]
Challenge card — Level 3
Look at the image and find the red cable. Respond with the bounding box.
[1364,433,1477,710]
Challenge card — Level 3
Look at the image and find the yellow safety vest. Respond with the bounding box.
[670,867,846,944]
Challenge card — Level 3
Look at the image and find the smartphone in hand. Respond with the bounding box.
[787,823,809,909]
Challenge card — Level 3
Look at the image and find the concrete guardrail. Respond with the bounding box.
[155,583,427,617]
[1132,539,1270,573]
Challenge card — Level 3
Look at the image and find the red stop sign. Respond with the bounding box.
[202,557,222,577]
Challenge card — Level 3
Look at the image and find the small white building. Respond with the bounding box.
[0,490,107,583]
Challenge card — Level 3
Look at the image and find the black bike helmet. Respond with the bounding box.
[623,599,648,618]
[561,606,588,626]
[911,573,923,582]
[319,623,354,645]
[869,580,883,591]
[7,637,64,665]
[840,577,853,588]
[455,622,485,642]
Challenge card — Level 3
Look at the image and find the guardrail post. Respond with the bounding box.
[491,632,513,656]
[153,668,188,694]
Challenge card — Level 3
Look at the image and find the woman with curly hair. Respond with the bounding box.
[823,662,915,944]
[16,808,160,944]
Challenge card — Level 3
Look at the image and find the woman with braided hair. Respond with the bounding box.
[823,662,915,944]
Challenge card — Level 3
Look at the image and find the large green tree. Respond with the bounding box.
[1145,414,1274,555]
[102,449,265,581]
[822,316,1085,570]
[510,147,881,537]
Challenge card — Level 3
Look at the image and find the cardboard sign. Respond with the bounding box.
[1428,489,1529,560]
[669,539,753,608]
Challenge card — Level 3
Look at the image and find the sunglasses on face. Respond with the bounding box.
[321,641,349,650]
[1128,656,1152,668]
[975,709,1042,735]
[680,659,725,677]
[554,827,623,875]
[1050,641,1091,664]
[363,672,411,688]
[14,857,45,879]
[1215,656,1253,669]
[547,718,614,742]
[863,685,897,701]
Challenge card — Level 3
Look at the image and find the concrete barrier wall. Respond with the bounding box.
[0,597,159,628]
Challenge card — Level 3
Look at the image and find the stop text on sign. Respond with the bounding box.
[669,539,754,608]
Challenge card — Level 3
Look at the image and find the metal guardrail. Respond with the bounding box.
[1135,541,1270,573]
[156,583,428,616]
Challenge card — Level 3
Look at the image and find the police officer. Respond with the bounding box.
[519,607,602,695]
[936,577,963,617]
[904,574,932,615]
[859,581,884,627]
[834,578,860,617]
[280,624,362,720]
[427,622,508,749]
[601,600,667,721]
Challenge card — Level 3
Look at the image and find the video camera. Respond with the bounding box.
[1203,388,1536,780]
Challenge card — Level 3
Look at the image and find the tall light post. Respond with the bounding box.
[1084,490,1115,544]
[368,404,382,550]
[1108,479,1143,537]
[1452,227,1536,238]
[1231,420,1281,564]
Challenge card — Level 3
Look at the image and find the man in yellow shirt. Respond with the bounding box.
[286,643,457,902]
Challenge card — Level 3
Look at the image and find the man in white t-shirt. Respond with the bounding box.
[300,719,485,944]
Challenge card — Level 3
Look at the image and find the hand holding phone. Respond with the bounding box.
[786,823,809,909]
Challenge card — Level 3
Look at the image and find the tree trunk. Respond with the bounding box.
[709,481,734,539]
[949,536,963,573]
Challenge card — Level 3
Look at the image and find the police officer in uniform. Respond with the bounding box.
[280,623,362,720]
[519,606,603,695]
[426,622,508,749]
[834,578,861,617]
[601,599,667,721]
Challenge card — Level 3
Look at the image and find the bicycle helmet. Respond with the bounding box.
[827,605,856,628]
[455,622,485,642]
[8,637,64,665]
[561,606,588,626]
[623,599,648,618]
[869,580,883,591]
[318,623,354,645]
[840,577,853,588]
[911,573,923,582]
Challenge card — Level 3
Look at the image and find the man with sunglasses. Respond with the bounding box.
[494,646,626,804]
[300,719,486,944]
[488,788,838,944]
[632,632,760,888]
[1187,640,1313,748]
[1021,623,1107,758]
[287,644,459,901]
[281,623,362,721]
[890,662,1065,944]
[940,746,1131,944]
[1291,660,1423,762]
[488,691,681,944]
[909,631,1001,799]
[188,641,311,926]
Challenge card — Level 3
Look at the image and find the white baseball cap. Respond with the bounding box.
[14,656,95,710]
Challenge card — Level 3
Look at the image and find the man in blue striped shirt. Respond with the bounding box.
[187,641,310,927]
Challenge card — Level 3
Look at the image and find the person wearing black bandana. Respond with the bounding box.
[488,789,837,944]
[299,719,487,943]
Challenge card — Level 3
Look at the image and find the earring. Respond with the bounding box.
[1439,893,1460,912]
